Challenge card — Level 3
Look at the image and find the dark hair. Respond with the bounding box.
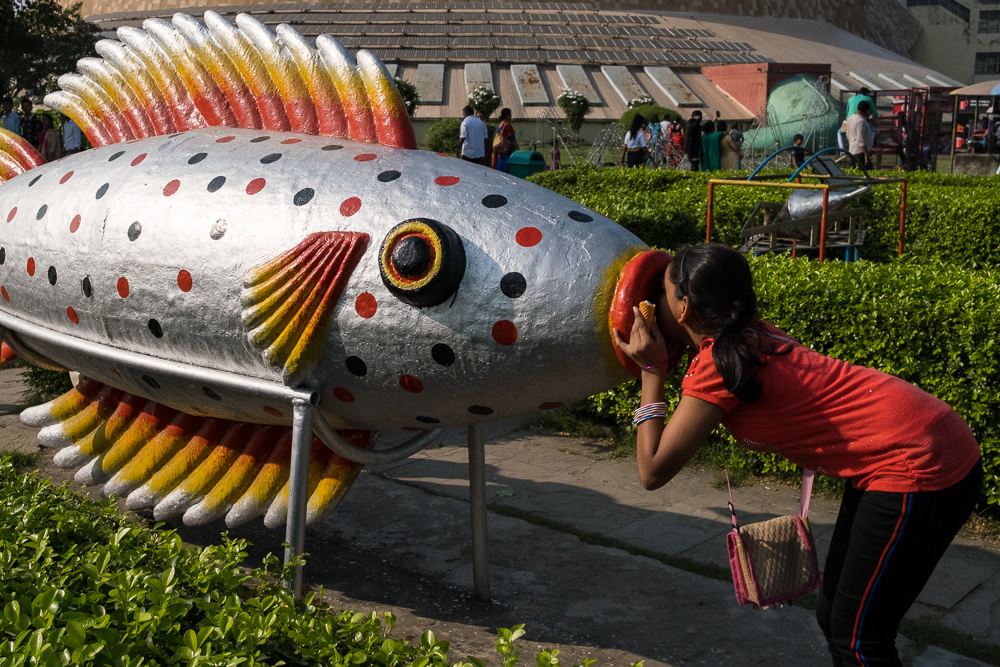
[716,120,727,133]
[628,113,645,139]
[859,87,871,96]
[793,133,804,142]
[857,100,871,114]
[668,244,779,403]
[499,108,512,121]
[691,110,702,120]
[462,105,474,116]
[702,120,715,134]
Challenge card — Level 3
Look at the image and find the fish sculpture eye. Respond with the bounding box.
[379,219,466,307]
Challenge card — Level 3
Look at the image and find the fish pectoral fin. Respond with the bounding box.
[32,379,372,528]
[242,231,369,385]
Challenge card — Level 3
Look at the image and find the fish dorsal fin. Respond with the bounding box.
[43,11,415,150]
[27,378,373,529]
[0,129,44,184]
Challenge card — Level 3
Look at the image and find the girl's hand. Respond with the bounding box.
[613,306,670,372]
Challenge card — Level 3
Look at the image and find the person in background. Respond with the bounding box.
[729,125,744,169]
[841,87,878,152]
[549,138,562,171]
[719,120,739,171]
[2,98,20,135]
[684,110,703,171]
[458,105,488,165]
[620,113,649,168]
[476,111,493,169]
[19,98,42,150]
[790,133,806,168]
[847,100,875,170]
[700,119,722,171]
[669,119,684,167]
[63,117,82,155]
[492,107,518,172]
[647,115,660,166]
[39,114,62,163]
[614,243,981,667]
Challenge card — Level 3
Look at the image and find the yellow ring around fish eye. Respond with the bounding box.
[380,221,444,290]
[379,219,466,308]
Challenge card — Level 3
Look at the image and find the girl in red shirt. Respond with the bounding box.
[614,244,982,666]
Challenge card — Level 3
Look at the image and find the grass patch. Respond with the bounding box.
[531,407,636,460]
[0,448,36,469]
[899,616,1000,666]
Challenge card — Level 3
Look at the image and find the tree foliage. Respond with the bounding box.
[0,0,101,101]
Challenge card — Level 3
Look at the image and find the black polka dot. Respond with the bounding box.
[500,272,527,298]
[468,405,494,416]
[188,153,208,164]
[321,144,343,151]
[47,266,57,286]
[210,219,226,240]
[207,176,226,192]
[142,375,160,389]
[482,194,508,208]
[82,276,92,298]
[345,356,367,377]
[293,188,314,206]
[128,222,142,241]
[260,153,282,164]
[29,174,42,187]
[96,183,109,199]
[109,151,125,162]
[416,416,440,424]
[36,205,46,220]
[203,386,222,401]
[250,136,270,143]
[147,319,163,338]
[431,343,455,366]
[568,210,593,223]
[0,247,5,265]
[377,170,401,182]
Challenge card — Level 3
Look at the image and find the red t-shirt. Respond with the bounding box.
[682,323,980,493]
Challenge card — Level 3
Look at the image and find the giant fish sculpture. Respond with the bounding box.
[0,12,663,530]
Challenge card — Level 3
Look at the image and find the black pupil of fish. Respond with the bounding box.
[392,235,432,278]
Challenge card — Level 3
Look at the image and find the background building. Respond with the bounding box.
[904,0,1000,85]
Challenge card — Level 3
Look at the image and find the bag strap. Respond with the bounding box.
[800,469,814,518]
[725,470,739,532]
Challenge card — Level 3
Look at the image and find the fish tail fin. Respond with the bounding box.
[44,12,416,149]
[0,129,43,183]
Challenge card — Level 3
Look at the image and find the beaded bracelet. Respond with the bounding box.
[633,402,667,427]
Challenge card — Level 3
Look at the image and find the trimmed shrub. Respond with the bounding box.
[425,117,462,155]
[580,257,1000,508]
[619,105,680,133]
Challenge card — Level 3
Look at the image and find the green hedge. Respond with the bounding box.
[528,167,1000,267]
[580,256,1000,508]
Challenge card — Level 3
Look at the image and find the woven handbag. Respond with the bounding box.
[726,470,821,610]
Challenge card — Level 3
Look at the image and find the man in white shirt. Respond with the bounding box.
[458,105,488,165]
[63,118,82,154]
[846,100,874,170]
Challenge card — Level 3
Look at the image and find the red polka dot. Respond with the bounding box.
[263,405,284,417]
[492,320,518,346]
[163,180,180,196]
[246,178,266,195]
[216,136,236,143]
[26,258,34,276]
[333,387,355,403]
[69,214,81,233]
[435,176,460,186]
[516,227,543,247]
[400,375,424,393]
[130,153,147,166]
[6,208,15,223]
[340,197,361,216]
[355,153,377,162]
[177,270,192,292]
[59,171,73,184]
[66,307,79,324]
[281,138,302,144]
[1,287,8,302]
[539,402,565,410]
[355,292,377,318]
[117,277,130,298]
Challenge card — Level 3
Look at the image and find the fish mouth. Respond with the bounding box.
[608,249,673,378]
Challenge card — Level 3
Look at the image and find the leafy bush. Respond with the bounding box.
[468,85,500,120]
[18,364,73,406]
[619,105,680,133]
[425,117,462,155]
[578,257,1000,508]
[556,88,592,133]
[0,460,601,666]
[392,76,420,118]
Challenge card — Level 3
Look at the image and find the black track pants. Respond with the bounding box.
[815,460,982,666]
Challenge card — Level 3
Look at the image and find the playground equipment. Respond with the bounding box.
[707,146,908,262]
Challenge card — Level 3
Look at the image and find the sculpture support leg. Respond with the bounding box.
[468,423,490,601]
[284,397,314,597]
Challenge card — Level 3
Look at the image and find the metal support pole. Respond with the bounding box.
[818,187,829,263]
[284,397,315,597]
[706,181,715,242]
[898,180,908,257]
[467,423,490,601]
